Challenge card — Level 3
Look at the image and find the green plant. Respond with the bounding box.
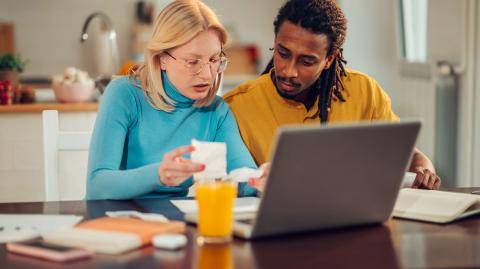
[0,53,27,72]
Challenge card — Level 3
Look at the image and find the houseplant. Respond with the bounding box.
[0,53,27,87]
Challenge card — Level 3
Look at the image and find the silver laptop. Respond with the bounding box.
[187,120,421,239]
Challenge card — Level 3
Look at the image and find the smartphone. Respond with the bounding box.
[6,240,93,262]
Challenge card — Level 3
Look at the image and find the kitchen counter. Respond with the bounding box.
[0,102,99,113]
[0,85,100,113]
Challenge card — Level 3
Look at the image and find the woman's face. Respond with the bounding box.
[161,29,223,100]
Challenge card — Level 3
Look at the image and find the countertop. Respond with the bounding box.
[0,102,99,113]
[0,85,99,113]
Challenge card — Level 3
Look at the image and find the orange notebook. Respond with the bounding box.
[43,217,187,255]
[76,217,186,245]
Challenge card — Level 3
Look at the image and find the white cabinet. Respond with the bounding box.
[0,112,96,202]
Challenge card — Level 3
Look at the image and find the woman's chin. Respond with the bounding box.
[188,88,211,100]
[186,91,209,101]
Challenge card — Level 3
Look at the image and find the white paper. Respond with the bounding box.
[227,167,263,182]
[191,139,227,182]
[402,172,417,187]
[0,214,83,243]
[171,197,260,214]
[105,211,168,222]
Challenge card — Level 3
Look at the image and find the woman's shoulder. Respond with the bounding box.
[104,76,141,96]
[196,96,232,121]
[100,76,145,113]
[208,95,230,113]
[102,76,146,105]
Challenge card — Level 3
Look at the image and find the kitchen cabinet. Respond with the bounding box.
[0,109,96,202]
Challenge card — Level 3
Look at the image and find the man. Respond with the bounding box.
[224,0,440,190]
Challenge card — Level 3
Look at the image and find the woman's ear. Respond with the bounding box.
[159,55,167,70]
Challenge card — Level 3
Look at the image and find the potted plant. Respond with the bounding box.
[0,53,27,87]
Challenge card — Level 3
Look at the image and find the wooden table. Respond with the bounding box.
[1,188,480,269]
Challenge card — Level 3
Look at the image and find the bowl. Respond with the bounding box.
[52,81,95,103]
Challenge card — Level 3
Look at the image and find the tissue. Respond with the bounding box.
[227,167,263,182]
[191,139,227,182]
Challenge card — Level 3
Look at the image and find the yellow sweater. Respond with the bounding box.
[223,69,399,165]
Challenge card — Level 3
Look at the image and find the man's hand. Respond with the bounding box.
[409,148,441,190]
[411,166,441,190]
[248,163,271,193]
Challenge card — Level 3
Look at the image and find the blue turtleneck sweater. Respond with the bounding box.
[86,74,257,200]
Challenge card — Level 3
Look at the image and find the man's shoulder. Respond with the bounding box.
[343,68,385,94]
[344,69,377,84]
[223,74,272,103]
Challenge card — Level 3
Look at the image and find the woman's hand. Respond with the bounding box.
[411,166,441,190]
[248,162,271,193]
[158,145,205,186]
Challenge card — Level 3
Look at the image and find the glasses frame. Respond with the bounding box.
[164,51,229,75]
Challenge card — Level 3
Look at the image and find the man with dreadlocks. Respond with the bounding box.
[224,0,441,191]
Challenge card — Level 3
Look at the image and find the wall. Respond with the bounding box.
[339,0,436,158]
[0,0,137,77]
[341,0,477,187]
[0,0,284,78]
[471,1,480,187]
[340,0,399,97]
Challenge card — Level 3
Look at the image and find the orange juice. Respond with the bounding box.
[198,243,233,269]
[196,181,237,243]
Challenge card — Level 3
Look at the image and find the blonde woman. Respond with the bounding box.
[86,0,257,199]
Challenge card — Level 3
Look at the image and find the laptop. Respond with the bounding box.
[186,120,421,239]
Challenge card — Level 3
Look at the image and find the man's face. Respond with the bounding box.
[273,21,335,98]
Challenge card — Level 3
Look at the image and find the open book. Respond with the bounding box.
[393,189,480,223]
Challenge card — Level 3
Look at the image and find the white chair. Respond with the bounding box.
[42,110,92,201]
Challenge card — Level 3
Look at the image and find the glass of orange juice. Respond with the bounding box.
[198,243,233,269]
[195,180,237,244]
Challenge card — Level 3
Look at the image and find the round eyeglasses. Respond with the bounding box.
[164,51,228,75]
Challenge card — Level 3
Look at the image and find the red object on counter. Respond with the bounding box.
[0,80,13,105]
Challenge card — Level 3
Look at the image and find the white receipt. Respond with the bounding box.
[227,167,263,182]
[402,172,417,187]
[191,139,227,182]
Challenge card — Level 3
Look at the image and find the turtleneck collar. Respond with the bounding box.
[162,71,194,108]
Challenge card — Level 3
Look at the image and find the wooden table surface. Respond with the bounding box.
[1,188,480,269]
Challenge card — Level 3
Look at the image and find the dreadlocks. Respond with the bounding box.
[263,0,348,123]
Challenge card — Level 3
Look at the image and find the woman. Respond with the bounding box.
[86,0,258,200]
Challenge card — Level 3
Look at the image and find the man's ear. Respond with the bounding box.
[324,51,338,69]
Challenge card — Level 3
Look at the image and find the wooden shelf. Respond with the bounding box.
[0,102,99,113]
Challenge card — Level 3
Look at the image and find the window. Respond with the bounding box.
[399,0,428,62]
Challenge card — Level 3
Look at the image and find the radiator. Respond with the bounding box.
[394,62,458,187]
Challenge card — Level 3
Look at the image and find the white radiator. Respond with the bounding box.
[394,62,436,159]
[393,62,458,186]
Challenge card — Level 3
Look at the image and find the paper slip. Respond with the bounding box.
[0,214,83,243]
[191,139,227,181]
[227,167,263,182]
[105,211,169,222]
[171,197,260,214]
[402,172,417,187]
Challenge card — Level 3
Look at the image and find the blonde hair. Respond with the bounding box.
[133,0,228,112]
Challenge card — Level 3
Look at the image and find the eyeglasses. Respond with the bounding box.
[164,51,228,75]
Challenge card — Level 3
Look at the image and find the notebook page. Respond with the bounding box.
[394,189,478,219]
